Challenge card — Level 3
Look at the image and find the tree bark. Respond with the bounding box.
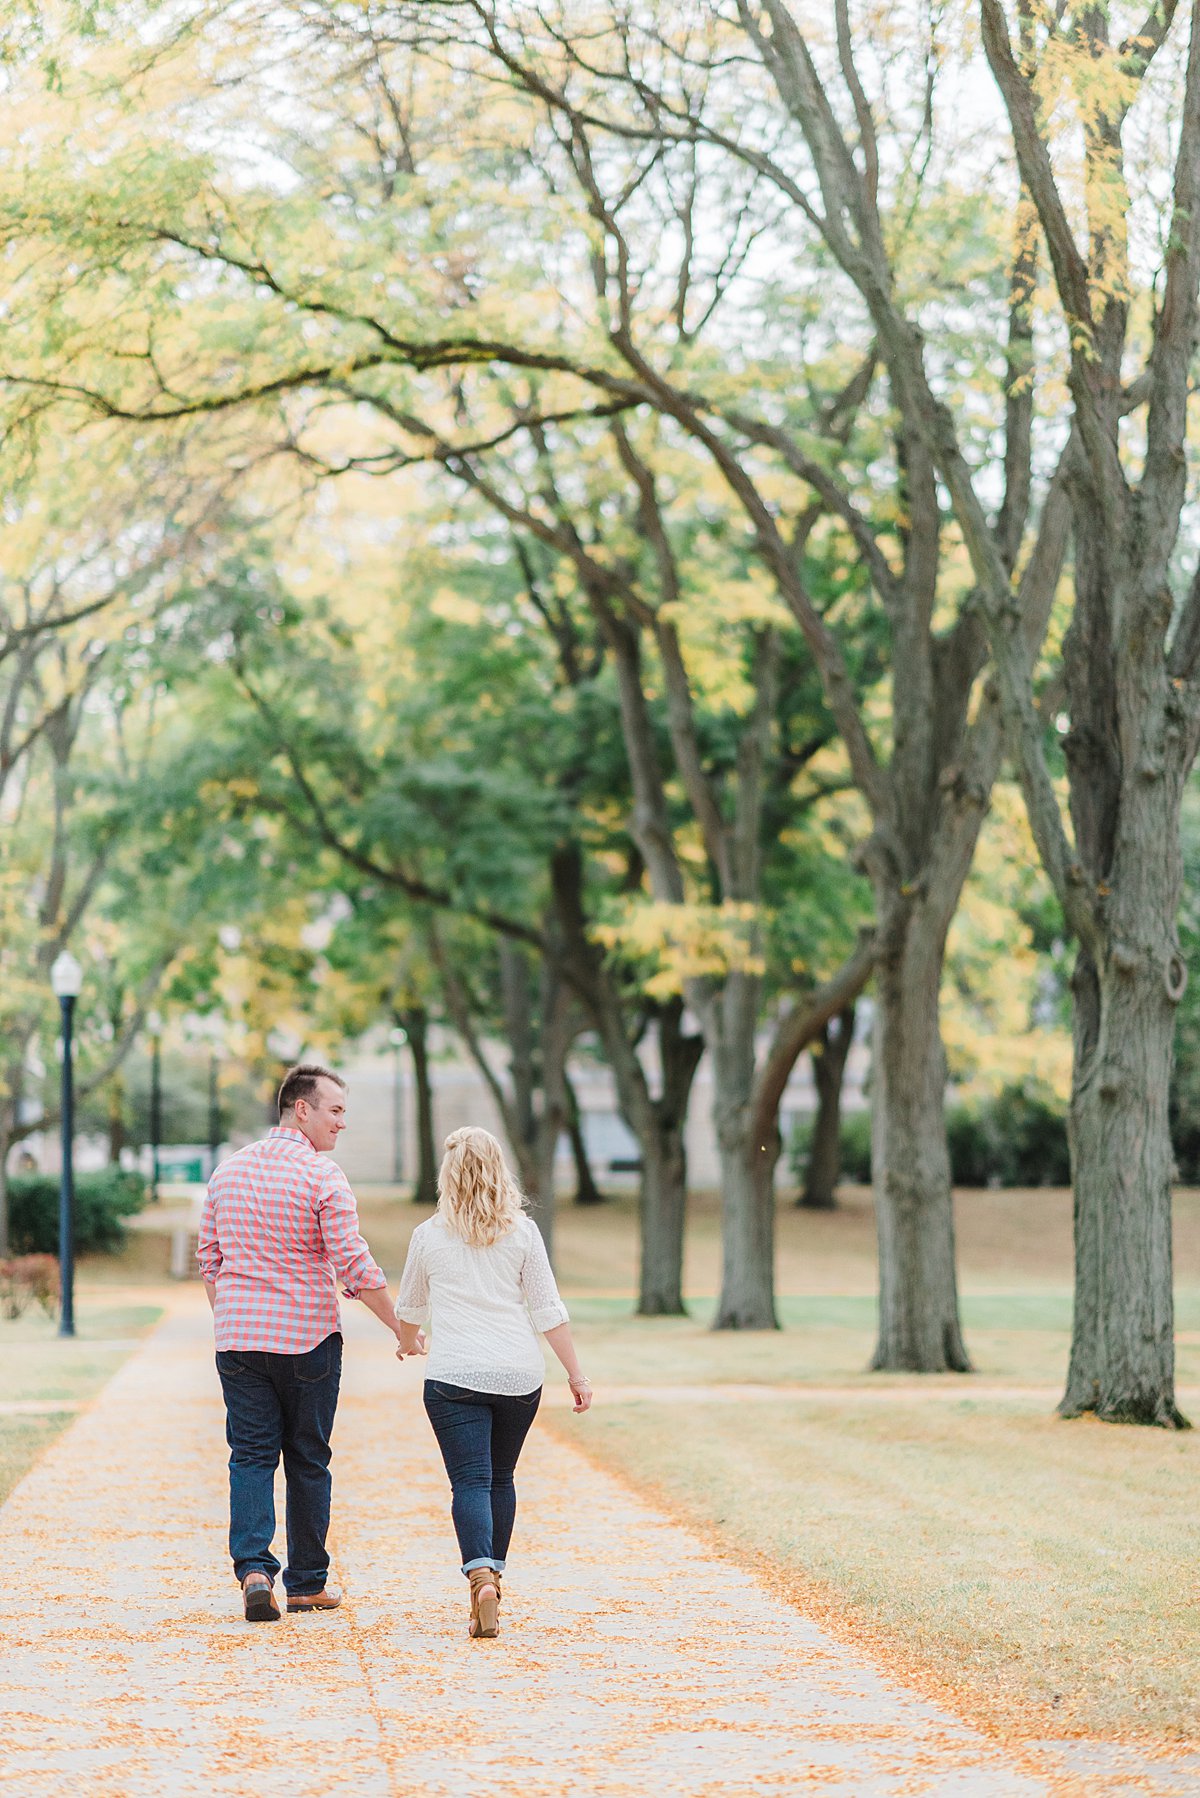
[551,842,702,1314]
[595,1002,701,1316]
[710,972,778,1330]
[0,1121,10,1259]
[107,1072,127,1166]
[799,1003,855,1209]
[619,1003,703,1316]
[504,944,572,1258]
[564,1069,604,1206]
[636,1119,688,1314]
[1058,733,1192,1425]
[871,911,971,1372]
[400,1006,438,1205]
[434,933,571,1261]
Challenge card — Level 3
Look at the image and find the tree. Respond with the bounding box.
[701,0,1200,1416]
[799,1003,856,1210]
[177,521,700,1281]
[964,0,1200,1425]
[0,0,1061,1357]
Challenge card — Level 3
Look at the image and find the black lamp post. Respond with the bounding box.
[148,1012,163,1205]
[389,1025,406,1188]
[50,950,83,1339]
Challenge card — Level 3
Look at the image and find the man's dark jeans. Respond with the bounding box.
[215,1331,342,1595]
[423,1380,542,1573]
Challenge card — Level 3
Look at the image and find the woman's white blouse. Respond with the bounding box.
[394,1213,569,1396]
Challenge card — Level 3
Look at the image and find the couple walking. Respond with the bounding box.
[197,1063,592,1637]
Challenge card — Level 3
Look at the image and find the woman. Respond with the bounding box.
[394,1127,592,1639]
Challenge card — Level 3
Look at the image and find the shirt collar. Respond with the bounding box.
[269,1125,314,1151]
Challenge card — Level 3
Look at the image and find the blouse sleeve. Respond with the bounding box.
[393,1226,431,1324]
[520,1220,570,1332]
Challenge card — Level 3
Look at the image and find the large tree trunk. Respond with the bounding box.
[0,1125,10,1258]
[549,836,702,1315]
[636,1119,688,1314]
[713,1118,781,1330]
[564,1070,604,1206]
[1059,761,1189,1424]
[599,1003,702,1318]
[530,1112,561,1243]
[108,1073,127,1166]
[1049,442,1191,1426]
[711,973,778,1330]
[506,945,572,1261]
[633,1002,703,1316]
[871,913,970,1372]
[799,1003,855,1210]
[401,1007,438,1206]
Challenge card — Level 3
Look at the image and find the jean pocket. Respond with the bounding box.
[295,1343,337,1384]
[512,1389,542,1407]
[216,1352,248,1377]
[427,1381,473,1400]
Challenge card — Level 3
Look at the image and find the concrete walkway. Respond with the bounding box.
[0,1293,1192,1797]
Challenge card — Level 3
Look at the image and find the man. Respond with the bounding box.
[199,1063,414,1622]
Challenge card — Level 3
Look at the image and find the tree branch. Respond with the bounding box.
[235,668,545,950]
[750,926,876,1149]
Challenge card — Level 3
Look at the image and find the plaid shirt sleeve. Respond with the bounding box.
[315,1166,387,1298]
[197,1183,222,1283]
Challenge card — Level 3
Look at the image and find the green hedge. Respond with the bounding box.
[7,1168,147,1256]
[790,1081,1071,1190]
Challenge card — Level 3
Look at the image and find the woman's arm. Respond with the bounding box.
[393,1227,431,1360]
[542,1322,592,1413]
[519,1223,591,1410]
[395,1318,427,1358]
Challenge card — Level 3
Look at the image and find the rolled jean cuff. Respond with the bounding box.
[462,1556,499,1576]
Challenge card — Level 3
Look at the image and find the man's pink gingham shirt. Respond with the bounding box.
[198,1126,387,1354]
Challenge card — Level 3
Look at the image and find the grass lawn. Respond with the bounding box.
[0,1298,163,1506]
[554,1390,1200,1742]
[542,1186,1200,1742]
[89,1178,1200,1743]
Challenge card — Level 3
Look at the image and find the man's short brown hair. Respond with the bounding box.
[277,1063,346,1118]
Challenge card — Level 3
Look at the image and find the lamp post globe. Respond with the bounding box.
[50,951,83,1338]
[50,951,83,1001]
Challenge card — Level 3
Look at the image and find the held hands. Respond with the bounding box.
[395,1327,428,1361]
[568,1373,593,1414]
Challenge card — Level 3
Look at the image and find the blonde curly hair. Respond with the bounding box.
[437,1127,527,1247]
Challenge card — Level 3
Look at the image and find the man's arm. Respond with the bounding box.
[357,1282,406,1337]
[317,1172,404,1338]
[197,1184,223,1294]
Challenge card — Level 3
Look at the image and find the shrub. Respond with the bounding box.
[0,1254,59,1319]
[787,1110,871,1188]
[1170,1091,1200,1185]
[979,1080,1072,1187]
[788,1082,1070,1190]
[838,1110,873,1182]
[945,1104,994,1188]
[7,1168,147,1256]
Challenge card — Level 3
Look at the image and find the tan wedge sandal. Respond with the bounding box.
[468,1567,500,1639]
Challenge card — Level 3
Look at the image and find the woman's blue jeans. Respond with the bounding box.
[215,1331,342,1596]
[423,1380,542,1573]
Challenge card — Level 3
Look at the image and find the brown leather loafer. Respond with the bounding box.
[286,1587,342,1613]
[242,1573,281,1622]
